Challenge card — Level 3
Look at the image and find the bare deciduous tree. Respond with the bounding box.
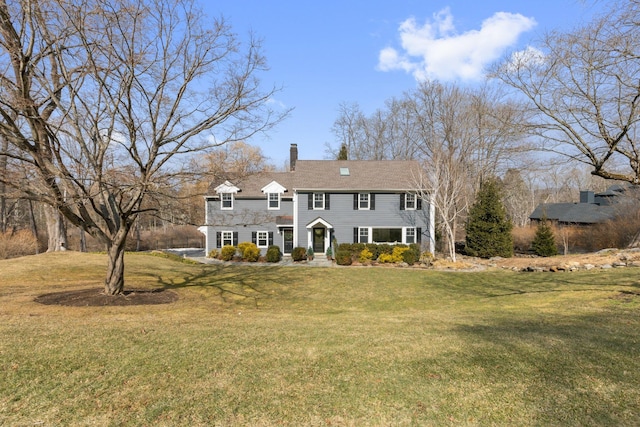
[493,1,640,184]
[0,0,288,294]
[331,80,528,258]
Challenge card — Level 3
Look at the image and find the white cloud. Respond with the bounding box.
[378,8,537,82]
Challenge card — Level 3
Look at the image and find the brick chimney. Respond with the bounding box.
[290,143,298,171]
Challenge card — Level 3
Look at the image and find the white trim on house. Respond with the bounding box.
[306,217,333,253]
[214,180,240,194]
[306,217,333,229]
[260,180,287,194]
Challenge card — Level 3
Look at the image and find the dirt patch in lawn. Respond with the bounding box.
[34,288,178,306]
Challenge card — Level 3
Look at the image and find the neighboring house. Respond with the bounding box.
[200,144,435,257]
[529,184,638,225]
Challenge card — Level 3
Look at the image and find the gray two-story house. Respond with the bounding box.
[201,144,435,258]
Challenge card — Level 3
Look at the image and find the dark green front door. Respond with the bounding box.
[313,227,325,253]
[283,228,293,254]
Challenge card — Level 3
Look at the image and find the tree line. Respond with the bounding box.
[1,0,639,293]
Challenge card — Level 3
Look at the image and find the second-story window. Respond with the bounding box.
[221,193,233,210]
[405,193,416,210]
[359,193,370,210]
[268,193,280,210]
[313,193,325,210]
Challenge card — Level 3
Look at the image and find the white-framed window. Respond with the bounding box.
[222,231,234,246]
[372,228,403,243]
[256,231,269,248]
[405,193,416,210]
[313,192,325,210]
[359,227,369,243]
[406,227,416,244]
[359,193,370,210]
[268,193,280,210]
[221,193,233,210]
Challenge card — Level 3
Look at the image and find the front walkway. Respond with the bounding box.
[165,248,334,267]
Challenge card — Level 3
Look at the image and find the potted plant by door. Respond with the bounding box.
[307,247,314,261]
[325,247,333,260]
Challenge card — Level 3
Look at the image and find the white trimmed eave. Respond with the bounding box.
[261,180,287,194]
[306,217,333,229]
[214,180,240,194]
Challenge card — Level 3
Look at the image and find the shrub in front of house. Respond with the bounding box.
[338,243,353,253]
[207,249,219,259]
[335,250,352,265]
[420,251,434,265]
[403,243,421,265]
[378,246,409,263]
[220,245,236,261]
[237,242,260,262]
[266,245,282,263]
[376,243,395,257]
[359,247,374,263]
[291,246,307,261]
[402,249,417,265]
[365,243,380,259]
[351,242,365,256]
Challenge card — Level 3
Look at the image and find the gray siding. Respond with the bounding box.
[296,192,430,249]
[205,196,293,255]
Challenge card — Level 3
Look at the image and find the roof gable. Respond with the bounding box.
[214,180,240,194]
[261,180,287,194]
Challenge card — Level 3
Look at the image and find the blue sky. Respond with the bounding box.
[203,1,604,167]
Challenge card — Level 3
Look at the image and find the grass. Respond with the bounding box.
[1,252,639,426]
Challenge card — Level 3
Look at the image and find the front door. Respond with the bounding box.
[283,228,293,254]
[313,227,325,254]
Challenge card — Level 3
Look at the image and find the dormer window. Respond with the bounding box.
[214,180,240,211]
[261,180,286,210]
[268,193,280,210]
[221,193,233,210]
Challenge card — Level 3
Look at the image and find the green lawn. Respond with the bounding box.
[1,252,639,426]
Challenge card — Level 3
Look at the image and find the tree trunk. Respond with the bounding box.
[79,228,86,252]
[28,200,39,253]
[45,205,68,251]
[104,226,131,295]
[0,138,7,234]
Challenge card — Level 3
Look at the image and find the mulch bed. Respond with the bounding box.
[34,288,178,307]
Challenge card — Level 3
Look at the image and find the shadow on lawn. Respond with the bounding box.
[428,270,640,300]
[151,264,292,308]
[414,310,640,425]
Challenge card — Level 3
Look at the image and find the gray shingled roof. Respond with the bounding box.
[530,184,639,224]
[207,160,423,197]
[530,203,618,224]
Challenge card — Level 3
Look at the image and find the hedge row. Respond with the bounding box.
[335,243,426,266]
[208,243,282,263]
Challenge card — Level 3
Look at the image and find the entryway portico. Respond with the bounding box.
[306,217,333,254]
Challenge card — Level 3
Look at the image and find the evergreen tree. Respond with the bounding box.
[531,219,558,257]
[337,144,348,160]
[465,179,513,258]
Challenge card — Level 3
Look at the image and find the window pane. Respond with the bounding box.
[269,193,279,208]
[314,193,324,209]
[406,227,415,244]
[405,194,416,210]
[222,231,233,246]
[257,231,268,247]
[372,228,402,243]
[359,227,369,243]
[359,193,369,209]
[221,193,232,209]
